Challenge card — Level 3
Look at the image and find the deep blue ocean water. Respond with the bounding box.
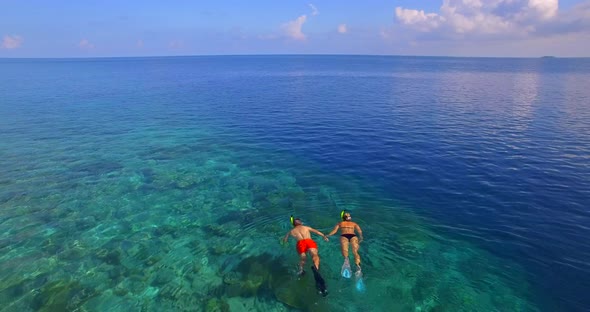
[1,55,589,311]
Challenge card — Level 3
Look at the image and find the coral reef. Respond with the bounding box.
[0,135,538,312]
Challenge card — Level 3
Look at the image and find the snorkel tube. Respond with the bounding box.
[340,210,347,221]
[290,215,295,227]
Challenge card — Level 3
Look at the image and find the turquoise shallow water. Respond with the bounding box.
[0,126,534,311]
[1,56,589,311]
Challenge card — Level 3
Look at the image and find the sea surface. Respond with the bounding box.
[1,55,589,312]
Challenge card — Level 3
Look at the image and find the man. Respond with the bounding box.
[282,216,329,296]
[327,210,364,277]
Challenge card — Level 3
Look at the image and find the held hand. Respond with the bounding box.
[359,238,363,244]
[323,236,329,242]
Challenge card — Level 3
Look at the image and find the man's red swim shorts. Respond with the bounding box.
[296,239,318,254]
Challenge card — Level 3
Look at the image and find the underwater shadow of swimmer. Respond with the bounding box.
[273,273,331,311]
[214,253,330,310]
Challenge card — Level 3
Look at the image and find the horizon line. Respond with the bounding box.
[0,53,587,60]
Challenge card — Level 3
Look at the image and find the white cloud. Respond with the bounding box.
[78,39,95,50]
[278,5,320,41]
[338,24,348,34]
[2,35,23,49]
[528,0,558,20]
[394,0,574,39]
[309,4,319,16]
[538,2,590,35]
[395,7,444,32]
[282,15,308,41]
[169,40,184,49]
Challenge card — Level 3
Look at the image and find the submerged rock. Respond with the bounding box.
[204,297,230,312]
[95,248,121,265]
[31,280,98,312]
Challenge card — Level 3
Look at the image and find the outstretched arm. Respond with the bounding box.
[355,224,364,243]
[282,231,291,244]
[327,224,340,236]
[310,228,329,242]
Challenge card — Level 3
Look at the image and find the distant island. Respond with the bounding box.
[541,56,557,59]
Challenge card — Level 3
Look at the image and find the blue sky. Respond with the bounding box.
[1,0,589,57]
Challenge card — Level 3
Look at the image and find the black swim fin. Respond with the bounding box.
[311,265,328,297]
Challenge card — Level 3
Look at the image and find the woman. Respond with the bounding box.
[327,210,364,276]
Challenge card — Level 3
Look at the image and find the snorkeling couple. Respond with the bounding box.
[282,211,363,296]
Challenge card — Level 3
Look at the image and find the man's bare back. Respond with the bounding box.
[287,225,326,241]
